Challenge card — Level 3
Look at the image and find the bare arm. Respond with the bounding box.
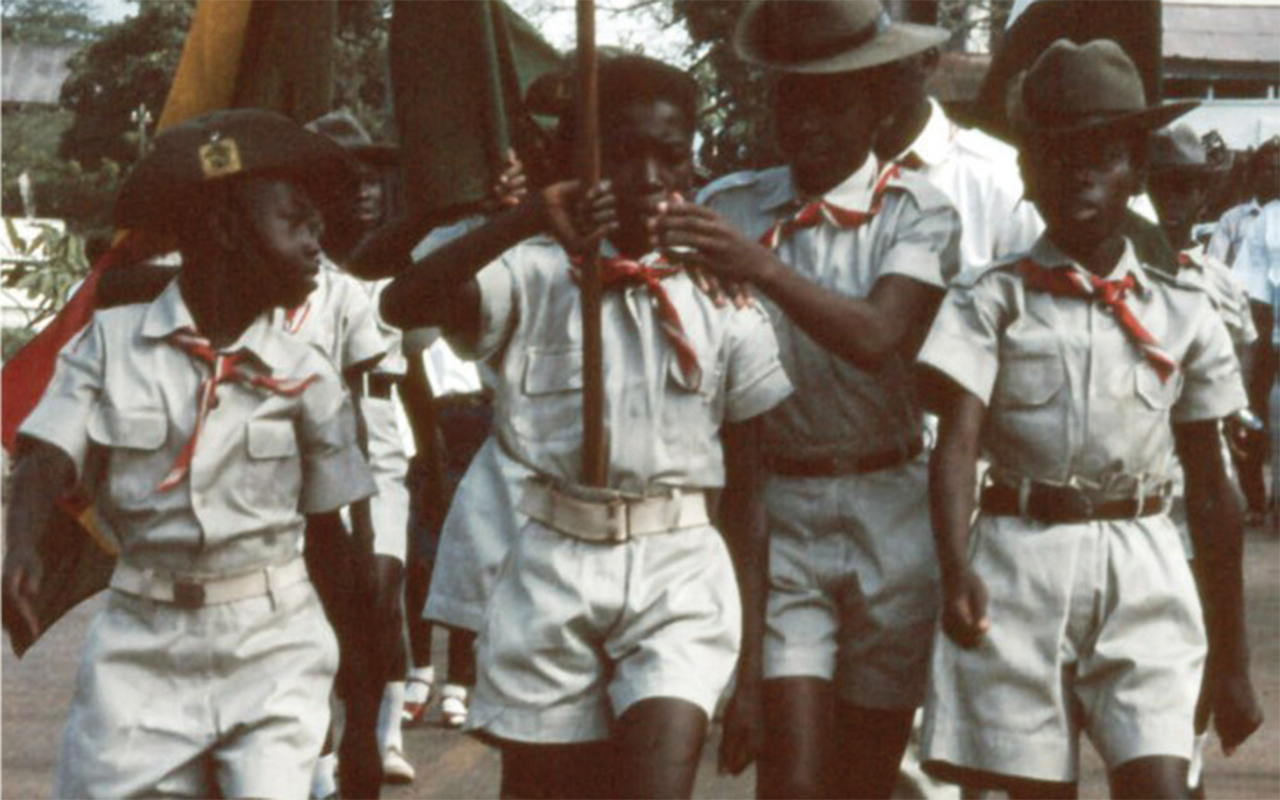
[717,416,769,775]
[380,182,617,334]
[1177,419,1263,754]
[656,203,942,369]
[1,438,77,644]
[929,382,989,649]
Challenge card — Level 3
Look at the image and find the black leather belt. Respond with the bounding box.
[766,437,924,477]
[362,372,402,400]
[435,391,491,412]
[981,483,1166,523]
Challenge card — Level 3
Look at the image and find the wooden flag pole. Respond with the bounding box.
[576,0,607,487]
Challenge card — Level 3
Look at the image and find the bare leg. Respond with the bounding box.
[614,697,708,799]
[758,677,835,799]
[1109,756,1190,800]
[829,701,914,799]
[500,741,614,799]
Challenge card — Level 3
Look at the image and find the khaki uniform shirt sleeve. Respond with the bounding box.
[1173,304,1249,424]
[723,304,793,423]
[917,276,1003,406]
[878,190,962,288]
[298,362,377,513]
[445,257,517,363]
[17,317,104,477]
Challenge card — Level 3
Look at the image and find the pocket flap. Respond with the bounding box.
[87,407,167,451]
[247,419,299,459]
[997,353,1065,407]
[1134,366,1180,410]
[522,349,583,396]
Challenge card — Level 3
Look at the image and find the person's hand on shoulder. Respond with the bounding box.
[652,195,781,292]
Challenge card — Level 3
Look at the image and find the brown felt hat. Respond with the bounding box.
[732,0,948,74]
[306,110,398,166]
[1008,39,1197,141]
[115,108,359,231]
[1150,124,1225,175]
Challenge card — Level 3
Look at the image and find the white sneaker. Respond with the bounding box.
[382,744,416,784]
[403,667,435,726]
[440,684,469,728]
[310,752,338,799]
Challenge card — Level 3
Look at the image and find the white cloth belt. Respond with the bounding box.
[110,557,308,608]
[518,481,710,543]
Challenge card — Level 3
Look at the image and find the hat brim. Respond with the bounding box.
[734,19,948,74]
[1008,71,1198,141]
[115,110,359,231]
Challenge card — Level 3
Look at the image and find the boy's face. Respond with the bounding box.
[1148,170,1207,247]
[1023,132,1140,255]
[353,162,385,231]
[774,71,881,197]
[235,177,324,309]
[601,98,694,247]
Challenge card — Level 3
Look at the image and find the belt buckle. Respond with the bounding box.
[1062,490,1095,522]
[604,499,629,543]
[172,581,205,609]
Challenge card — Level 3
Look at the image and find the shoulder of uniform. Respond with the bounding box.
[1144,261,1208,295]
[949,126,1019,164]
[884,167,953,214]
[696,168,781,205]
[949,252,1026,289]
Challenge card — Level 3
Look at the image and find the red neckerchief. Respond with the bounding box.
[759,163,901,250]
[571,255,701,390]
[1016,260,1178,383]
[157,327,317,491]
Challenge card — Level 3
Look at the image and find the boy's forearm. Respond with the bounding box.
[381,202,544,330]
[722,418,768,681]
[1180,422,1250,670]
[5,440,76,556]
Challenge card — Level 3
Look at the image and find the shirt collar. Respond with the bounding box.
[140,279,291,371]
[765,155,879,215]
[1030,234,1151,294]
[896,98,952,168]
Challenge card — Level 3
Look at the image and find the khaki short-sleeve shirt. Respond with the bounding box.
[450,240,793,495]
[700,157,961,461]
[1179,245,1258,350]
[270,259,387,373]
[20,281,375,575]
[919,236,1248,495]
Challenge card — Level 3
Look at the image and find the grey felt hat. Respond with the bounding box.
[733,0,949,74]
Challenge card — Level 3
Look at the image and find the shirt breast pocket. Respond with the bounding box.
[993,351,1065,410]
[244,418,301,509]
[87,407,168,507]
[1134,366,1182,412]
[514,348,583,443]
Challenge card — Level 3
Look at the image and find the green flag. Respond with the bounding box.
[390,0,561,221]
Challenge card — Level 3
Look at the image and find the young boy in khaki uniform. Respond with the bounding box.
[1,109,377,799]
[659,2,960,796]
[381,54,793,799]
[917,41,1262,798]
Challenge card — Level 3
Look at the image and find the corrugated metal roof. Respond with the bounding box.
[1,43,77,105]
[1164,3,1280,63]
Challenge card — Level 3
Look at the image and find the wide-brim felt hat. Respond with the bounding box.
[1008,39,1197,141]
[733,0,949,74]
[115,108,360,231]
[306,110,399,166]
[1149,123,1225,175]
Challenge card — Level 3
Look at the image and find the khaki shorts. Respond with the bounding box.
[762,457,938,709]
[468,519,741,743]
[425,438,531,631]
[363,394,410,561]
[54,579,338,799]
[921,513,1205,784]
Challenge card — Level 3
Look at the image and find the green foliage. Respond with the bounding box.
[58,0,194,170]
[2,326,37,362]
[2,218,91,327]
[1,0,98,46]
[1,106,121,236]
